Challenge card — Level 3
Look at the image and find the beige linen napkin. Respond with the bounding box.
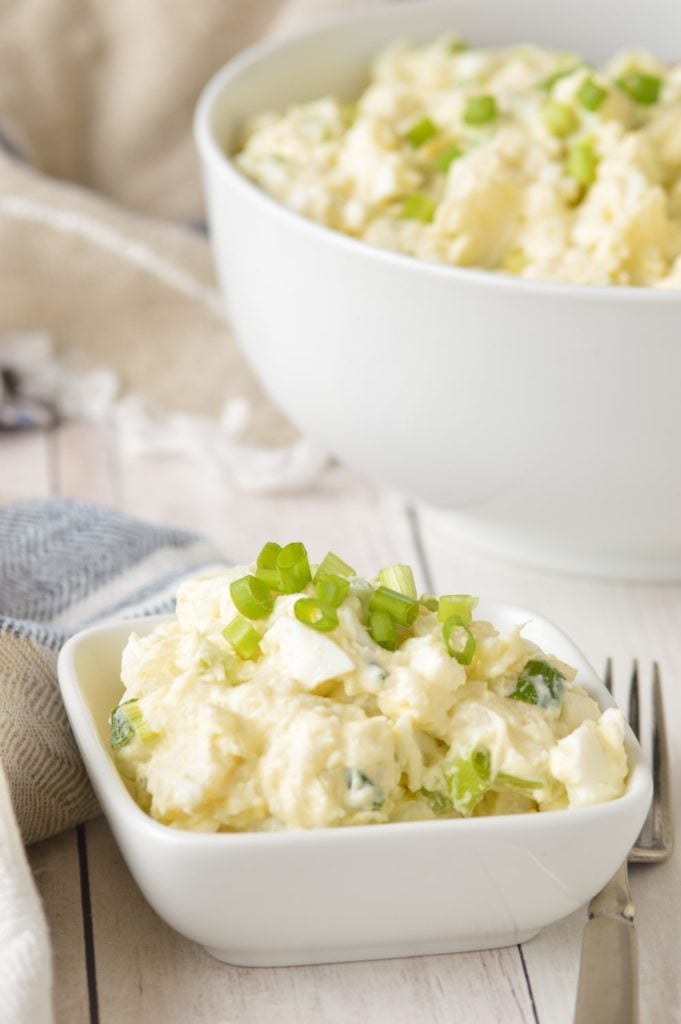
[0,2,372,1020]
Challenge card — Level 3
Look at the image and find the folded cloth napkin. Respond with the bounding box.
[0,0,372,488]
[0,498,224,1024]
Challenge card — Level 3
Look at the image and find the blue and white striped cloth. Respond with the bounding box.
[0,498,223,844]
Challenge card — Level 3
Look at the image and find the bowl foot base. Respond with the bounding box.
[203,927,542,967]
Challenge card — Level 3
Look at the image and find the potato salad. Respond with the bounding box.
[235,36,681,287]
[112,543,629,832]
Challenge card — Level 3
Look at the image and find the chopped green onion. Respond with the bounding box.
[420,594,440,613]
[230,575,274,619]
[404,116,438,148]
[255,567,278,588]
[369,586,419,627]
[257,541,281,569]
[577,78,608,111]
[315,574,350,608]
[345,768,384,809]
[463,94,497,125]
[402,193,436,224]
[442,614,476,665]
[368,610,397,651]
[437,594,478,626]
[541,100,578,138]
[255,542,281,589]
[446,37,468,54]
[567,138,598,188]
[110,699,157,750]
[509,658,565,710]
[294,597,338,632]
[445,747,491,814]
[496,772,544,790]
[421,788,453,814]
[616,70,662,106]
[378,564,417,599]
[540,61,581,92]
[276,541,312,593]
[434,142,463,173]
[223,616,261,660]
[314,551,355,580]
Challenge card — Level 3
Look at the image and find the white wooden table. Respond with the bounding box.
[7,421,681,1024]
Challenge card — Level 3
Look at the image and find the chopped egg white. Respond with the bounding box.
[113,562,630,831]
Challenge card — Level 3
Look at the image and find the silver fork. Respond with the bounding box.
[573,661,674,1024]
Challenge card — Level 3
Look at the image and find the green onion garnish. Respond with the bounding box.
[402,193,437,224]
[437,594,478,626]
[567,138,598,188]
[447,37,468,55]
[434,142,463,173]
[540,100,578,138]
[294,597,338,632]
[255,541,281,588]
[276,541,312,593]
[368,610,397,651]
[509,659,565,710]
[369,586,419,627]
[445,747,491,814]
[230,575,274,619]
[421,788,453,814]
[615,70,662,106]
[463,95,497,125]
[223,616,261,660]
[378,564,417,599]
[257,541,281,568]
[404,116,438,148]
[315,574,350,608]
[577,78,607,111]
[314,551,355,580]
[420,594,440,613]
[442,614,476,665]
[110,699,157,750]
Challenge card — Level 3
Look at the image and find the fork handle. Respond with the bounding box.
[573,863,639,1024]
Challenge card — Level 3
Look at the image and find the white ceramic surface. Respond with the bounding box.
[194,0,681,580]
[59,604,652,967]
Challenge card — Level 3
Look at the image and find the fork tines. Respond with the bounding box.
[611,660,675,864]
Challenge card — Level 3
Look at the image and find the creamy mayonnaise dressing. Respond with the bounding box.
[235,36,681,287]
[113,561,629,832]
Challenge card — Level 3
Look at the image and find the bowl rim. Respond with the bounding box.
[193,0,681,306]
[58,601,653,851]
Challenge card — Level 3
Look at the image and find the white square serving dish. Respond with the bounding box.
[58,601,652,967]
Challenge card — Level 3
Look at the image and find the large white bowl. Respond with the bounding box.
[194,0,681,581]
[59,604,651,966]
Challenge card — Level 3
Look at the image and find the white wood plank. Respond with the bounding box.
[27,828,90,1024]
[86,815,536,1024]
[53,421,119,504]
[1,430,52,498]
[415,500,681,1024]
[116,450,418,580]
